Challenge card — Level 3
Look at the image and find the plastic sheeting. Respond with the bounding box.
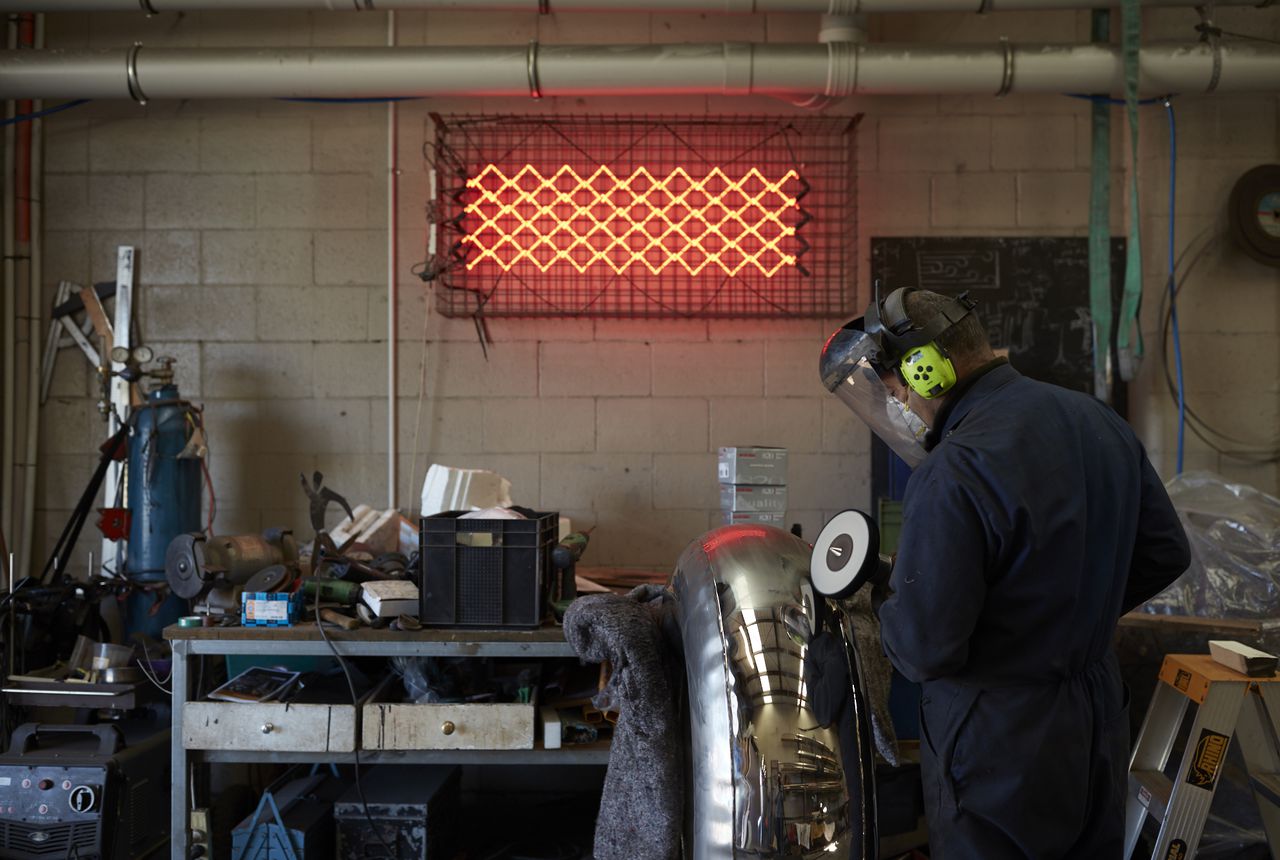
[1141,471,1280,620]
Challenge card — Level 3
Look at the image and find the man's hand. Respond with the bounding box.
[869,553,895,614]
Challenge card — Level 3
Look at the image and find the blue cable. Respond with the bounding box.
[1164,99,1186,474]
[1066,92,1174,106]
[0,99,91,126]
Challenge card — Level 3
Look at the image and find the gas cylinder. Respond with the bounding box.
[124,379,202,637]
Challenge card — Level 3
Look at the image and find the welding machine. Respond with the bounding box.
[0,723,168,859]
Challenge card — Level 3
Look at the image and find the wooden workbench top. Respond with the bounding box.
[163,623,568,644]
[1117,612,1280,636]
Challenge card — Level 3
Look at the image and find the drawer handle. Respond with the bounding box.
[261,723,274,735]
[441,721,456,736]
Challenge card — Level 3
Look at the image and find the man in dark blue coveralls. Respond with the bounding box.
[837,288,1191,859]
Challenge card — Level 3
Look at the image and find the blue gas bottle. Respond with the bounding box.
[124,379,203,637]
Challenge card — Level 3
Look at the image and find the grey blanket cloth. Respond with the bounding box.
[563,585,682,860]
[847,587,901,766]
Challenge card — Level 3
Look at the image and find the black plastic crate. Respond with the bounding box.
[419,509,558,628]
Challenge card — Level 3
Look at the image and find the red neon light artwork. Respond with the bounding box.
[462,164,803,278]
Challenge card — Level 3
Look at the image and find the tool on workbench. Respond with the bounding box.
[244,564,298,595]
[242,591,303,628]
[300,471,355,534]
[301,577,362,606]
[550,529,593,619]
[166,528,299,618]
[319,608,361,631]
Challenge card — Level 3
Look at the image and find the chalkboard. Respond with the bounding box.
[871,236,1126,397]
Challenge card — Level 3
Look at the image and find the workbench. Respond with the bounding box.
[163,623,610,860]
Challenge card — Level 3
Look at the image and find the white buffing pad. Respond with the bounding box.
[810,509,880,599]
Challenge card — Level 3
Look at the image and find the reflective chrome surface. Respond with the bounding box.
[673,524,876,860]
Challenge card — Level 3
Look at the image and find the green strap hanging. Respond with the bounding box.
[1117,0,1144,381]
[1088,10,1113,401]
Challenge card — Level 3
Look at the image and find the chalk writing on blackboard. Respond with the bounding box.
[871,237,1125,396]
[916,249,1000,291]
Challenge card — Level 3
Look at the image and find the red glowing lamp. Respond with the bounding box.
[462,164,803,278]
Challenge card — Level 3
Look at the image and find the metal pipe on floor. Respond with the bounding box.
[0,0,1264,13]
[0,41,1275,100]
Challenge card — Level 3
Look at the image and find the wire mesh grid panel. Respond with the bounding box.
[428,115,858,319]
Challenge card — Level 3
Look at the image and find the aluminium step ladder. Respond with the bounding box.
[1124,653,1280,860]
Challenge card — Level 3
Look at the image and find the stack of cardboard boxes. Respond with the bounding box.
[718,446,788,529]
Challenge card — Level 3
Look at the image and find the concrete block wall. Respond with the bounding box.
[33,5,1280,574]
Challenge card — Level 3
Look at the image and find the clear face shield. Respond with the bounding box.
[820,324,930,468]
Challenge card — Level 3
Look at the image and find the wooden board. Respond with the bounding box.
[1118,613,1280,636]
[183,701,357,753]
[165,623,569,644]
[363,702,535,751]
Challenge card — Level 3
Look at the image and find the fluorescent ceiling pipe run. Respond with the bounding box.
[0,42,1276,100]
[2,0,1266,12]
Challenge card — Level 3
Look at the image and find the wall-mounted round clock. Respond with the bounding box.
[1229,165,1280,268]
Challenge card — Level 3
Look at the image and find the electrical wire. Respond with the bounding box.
[185,410,217,533]
[200,457,217,534]
[1209,28,1280,47]
[313,590,398,858]
[0,99,89,126]
[1069,84,1280,466]
[136,636,173,694]
[1163,99,1186,474]
[1158,234,1280,464]
[1065,93,1175,106]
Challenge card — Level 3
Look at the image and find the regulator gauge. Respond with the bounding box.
[109,344,155,364]
[1229,165,1280,268]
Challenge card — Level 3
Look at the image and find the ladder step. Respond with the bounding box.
[1131,769,1173,822]
[1250,772,1280,808]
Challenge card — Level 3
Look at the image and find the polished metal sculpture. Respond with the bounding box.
[672,524,878,860]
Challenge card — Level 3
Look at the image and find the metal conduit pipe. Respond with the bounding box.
[0,42,1277,100]
[18,12,43,584]
[2,0,1269,12]
[1,20,16,568]
[788,14,864,109]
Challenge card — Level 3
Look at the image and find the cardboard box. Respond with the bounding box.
[720,484,788,513]
[717,447,788,486]
[720,511,786,527]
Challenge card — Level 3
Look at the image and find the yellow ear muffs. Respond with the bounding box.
[900,343,957,399]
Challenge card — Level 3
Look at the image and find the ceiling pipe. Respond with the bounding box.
[2,0,1267,11]
[788,13,864,108]
[0,42,1276,100]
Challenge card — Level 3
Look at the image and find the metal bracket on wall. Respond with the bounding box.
[126,42,148,105]
[526,40,542,99]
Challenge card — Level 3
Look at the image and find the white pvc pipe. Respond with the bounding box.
[386,10,398,512]
[0,42,1276,99]
[2,0,1264,12]
[19,12,42,582]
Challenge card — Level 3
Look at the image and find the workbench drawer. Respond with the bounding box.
[183,702,357,753]
[362,702,535,751]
